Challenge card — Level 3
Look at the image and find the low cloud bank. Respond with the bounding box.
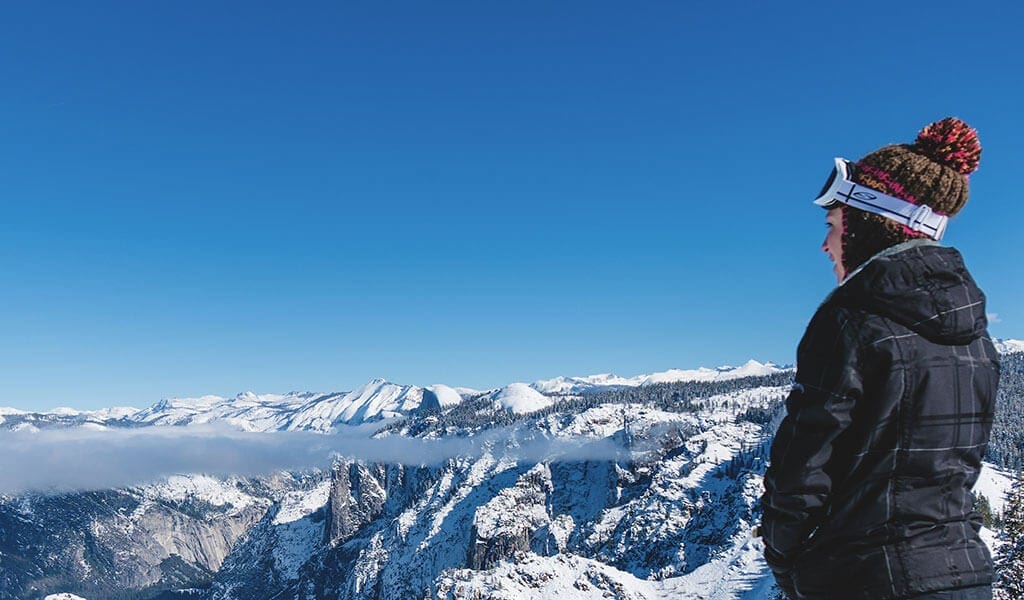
[0,425,623,496]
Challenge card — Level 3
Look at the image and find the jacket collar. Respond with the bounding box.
[839,239,940,287]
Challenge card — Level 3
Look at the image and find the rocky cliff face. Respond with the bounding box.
[0,475,306,599]
[324,463,390,545]
[209,384,787,600]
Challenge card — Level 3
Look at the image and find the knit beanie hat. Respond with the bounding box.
[840,117,982,275]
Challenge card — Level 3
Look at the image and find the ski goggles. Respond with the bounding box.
[813,157,948,240]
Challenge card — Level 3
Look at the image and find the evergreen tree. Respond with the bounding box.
[986,352,1024,470]
[996,469,1024,598]
[977,493,995,529]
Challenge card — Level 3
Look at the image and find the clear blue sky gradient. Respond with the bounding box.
[2,2,1022,410]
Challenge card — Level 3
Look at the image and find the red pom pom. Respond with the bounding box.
[912,117,981,175]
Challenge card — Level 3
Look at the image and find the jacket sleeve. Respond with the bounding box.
[762,305,863,570]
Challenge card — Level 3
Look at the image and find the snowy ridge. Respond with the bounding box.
[975,463,1012,556]
[994,338,1024,354]
[284,378,424,431]
[3,359,788,434]
[129,391,309,431]
[86,406,141,420]
[141,474,258,515]
[438,536,772,600]
[125,380,431,433]
[531,359,786,395]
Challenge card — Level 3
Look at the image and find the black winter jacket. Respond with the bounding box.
[762,241,999,600]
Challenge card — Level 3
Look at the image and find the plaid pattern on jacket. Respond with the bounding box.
[762,241,999,600]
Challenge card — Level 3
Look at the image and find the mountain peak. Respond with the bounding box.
[493,383,553,414]
[49,407,81,416]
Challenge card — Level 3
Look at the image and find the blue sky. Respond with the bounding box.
[2,1,1022,411]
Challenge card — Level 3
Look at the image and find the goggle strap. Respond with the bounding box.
[834,180,949,240]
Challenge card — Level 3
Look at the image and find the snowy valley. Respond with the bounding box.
[0,352,1020,600]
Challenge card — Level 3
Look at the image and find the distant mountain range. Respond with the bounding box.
[0,359,789,433]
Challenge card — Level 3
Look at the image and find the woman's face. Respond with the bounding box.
[823,208,845,283]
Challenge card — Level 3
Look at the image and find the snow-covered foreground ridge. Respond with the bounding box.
[994,338,1024,354]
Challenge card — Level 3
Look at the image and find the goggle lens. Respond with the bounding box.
[816,167,839,204]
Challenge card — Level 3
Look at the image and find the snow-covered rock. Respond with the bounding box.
[420,384,464,411]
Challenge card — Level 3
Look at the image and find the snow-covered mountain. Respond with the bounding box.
[122,379,452,433]
[282,378,425,431]
[127,391,309,430]
[1,351,1021,600]
[4,382,431,434]
[0,366,798,599]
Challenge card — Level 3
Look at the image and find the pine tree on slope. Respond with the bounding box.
[996,469,1024,599]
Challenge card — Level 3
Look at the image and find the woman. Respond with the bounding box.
[761,117,999,599]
